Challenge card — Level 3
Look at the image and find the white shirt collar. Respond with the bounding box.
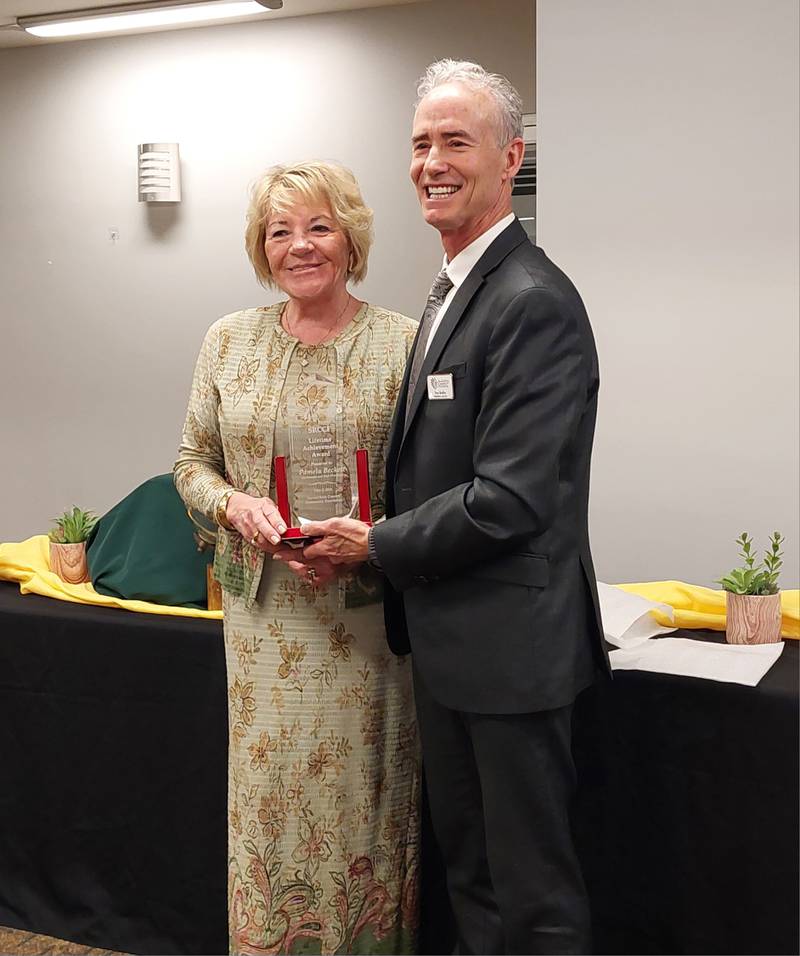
[443,213,516,288]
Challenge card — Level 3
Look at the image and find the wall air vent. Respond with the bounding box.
[512,113,536,240]
[513,113,536,197]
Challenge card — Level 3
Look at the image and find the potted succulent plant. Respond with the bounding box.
[48,506,99,585]
[717,531,784,644]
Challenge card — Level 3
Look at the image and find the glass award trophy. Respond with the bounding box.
[274,422,372,547]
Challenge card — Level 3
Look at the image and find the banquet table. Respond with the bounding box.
[0,582,797,955]
[571,630,798,955]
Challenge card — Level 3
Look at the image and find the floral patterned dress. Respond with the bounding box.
[175,303,420,955]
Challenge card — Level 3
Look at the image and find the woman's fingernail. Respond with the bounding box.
[277,524,287,534]
[270,534,280,545]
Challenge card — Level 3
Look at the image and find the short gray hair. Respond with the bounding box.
[415,59,524,145]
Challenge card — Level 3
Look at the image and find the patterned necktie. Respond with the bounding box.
[405,267,454,419]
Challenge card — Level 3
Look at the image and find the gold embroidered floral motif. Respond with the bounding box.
[241,423,267,459]
[297,383,331,424]
[257,789,288,841]
[216,329,230,375]
[277,639,307,681]
[225,356,260,406]
[229,676,256,725]
[328,622,354,661]
[384,368,403,406]
[292,817,335,868]
[248,731,278,771]
[231,631,263,674]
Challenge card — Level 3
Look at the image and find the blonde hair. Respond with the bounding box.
[245,160,373,288]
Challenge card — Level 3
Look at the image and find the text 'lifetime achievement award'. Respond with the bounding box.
[274,423,372,545]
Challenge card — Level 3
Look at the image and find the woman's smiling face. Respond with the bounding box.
[264,199,350,302]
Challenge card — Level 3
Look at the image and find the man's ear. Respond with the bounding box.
[502,137,526,181]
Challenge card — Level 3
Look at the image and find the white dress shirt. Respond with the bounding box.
[422,212,516,357]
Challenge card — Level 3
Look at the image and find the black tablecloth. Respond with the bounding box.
[0,584,227,955]
[0,582,797,955]
[573,631,799,955]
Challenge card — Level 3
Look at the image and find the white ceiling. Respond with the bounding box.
[0,0,425,48]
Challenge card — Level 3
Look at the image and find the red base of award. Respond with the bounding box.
[274,449,372,545]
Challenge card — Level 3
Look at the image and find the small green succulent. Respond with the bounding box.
[48,506,99,544]
[716,531,784,595]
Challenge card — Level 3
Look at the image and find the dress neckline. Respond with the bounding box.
[270,300,370,348]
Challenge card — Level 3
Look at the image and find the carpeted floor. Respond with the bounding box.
[0,926,126,955]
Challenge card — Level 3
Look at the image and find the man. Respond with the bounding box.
[299,59,608,954]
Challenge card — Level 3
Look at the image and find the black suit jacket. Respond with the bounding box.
[373,219,608,714]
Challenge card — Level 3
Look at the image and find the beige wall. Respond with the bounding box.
[0,0,534,540]
[8,0,795,590]
[537,0,799,586]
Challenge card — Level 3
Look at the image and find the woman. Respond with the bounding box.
[174,161,420,955]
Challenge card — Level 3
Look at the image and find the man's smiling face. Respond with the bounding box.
[410,81,521,255]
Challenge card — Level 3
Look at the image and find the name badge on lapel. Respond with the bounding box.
[427,372,454,400]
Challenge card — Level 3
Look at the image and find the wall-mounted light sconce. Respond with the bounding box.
[16,0,281,39]
[138,143,181,203]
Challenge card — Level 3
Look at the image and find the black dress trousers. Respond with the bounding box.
[413,665,592,955]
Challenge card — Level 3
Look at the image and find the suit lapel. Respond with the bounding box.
[400,219,530,444]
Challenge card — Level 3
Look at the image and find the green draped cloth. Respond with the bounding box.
[87,474,210,609]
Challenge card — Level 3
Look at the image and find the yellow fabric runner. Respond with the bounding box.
[618,581,799,639]
[0,536,797,636]
[0,535,222,620]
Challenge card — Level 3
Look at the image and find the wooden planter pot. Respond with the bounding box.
[49,541,90,585]
[725,591,782,644]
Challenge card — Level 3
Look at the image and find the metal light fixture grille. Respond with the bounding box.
[138,142,181,203]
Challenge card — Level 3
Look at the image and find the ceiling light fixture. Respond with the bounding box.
[17,0,281,38]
